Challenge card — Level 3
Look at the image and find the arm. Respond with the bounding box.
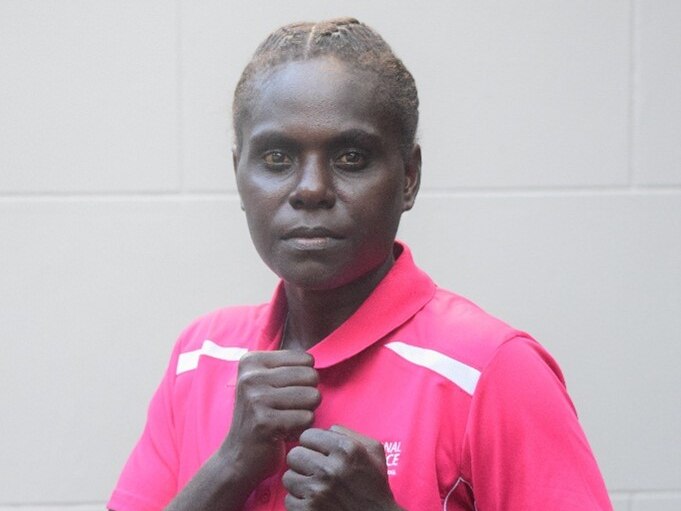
[164,451,255,511]
[465,337,613,510]
[110,350,320,511]
[166,350,321,511]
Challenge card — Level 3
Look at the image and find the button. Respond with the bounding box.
[258,488,271,503]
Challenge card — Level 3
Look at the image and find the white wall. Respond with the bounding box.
[1,1,679,509]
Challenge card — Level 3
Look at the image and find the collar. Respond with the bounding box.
[257,241,436,369]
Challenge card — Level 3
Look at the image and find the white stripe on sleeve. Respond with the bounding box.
[384,341,481,395]
[176,339,247,375]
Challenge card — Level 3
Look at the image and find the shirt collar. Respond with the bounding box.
[257,241,436,368]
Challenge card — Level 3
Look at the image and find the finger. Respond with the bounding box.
[240,350,314,369]
[284,492,306,511]
[298,428,345,456]
[264,409,315,439]
[300,427,382,462]
[286,444,328,476]
[266,366,319,388]
[268,386,321,411]
[282,468,314,498]
[237,365,318,391]
[330,424,379,450]
[330,424,386,460]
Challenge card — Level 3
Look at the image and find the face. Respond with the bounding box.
[234,57,420,291]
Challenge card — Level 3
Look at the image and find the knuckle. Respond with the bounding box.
[318,460,338,481]
[310,479,333,502]
[336,436,358,457]
[300,410,315,427]
[290,412,314,433]
[303,367,319,384]
[238,382,265,406]
[309,389,322,407]
[281,469,295,490]
[368,439,385,458]
[283,493,296,509]
[238,351,259,368]
[298,428,316,444]
[238,369,269,390]
[252,408,275,434]
[286,446,303,465]
[299,352,314,366]
[250,386,268,403]
[238,368,259,385]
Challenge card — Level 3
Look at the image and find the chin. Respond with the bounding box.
[280,256,391,293]
[279,268,351,291]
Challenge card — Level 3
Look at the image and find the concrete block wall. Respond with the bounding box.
[1,1,679,508]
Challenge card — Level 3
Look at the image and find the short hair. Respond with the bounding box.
[232,17,419,159]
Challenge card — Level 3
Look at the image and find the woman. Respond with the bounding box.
[108,18,612,511]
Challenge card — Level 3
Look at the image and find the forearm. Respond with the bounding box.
[163,350,318,511]
[164,451,257,511]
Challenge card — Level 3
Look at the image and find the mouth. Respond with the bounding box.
[282,226,343,250]
[283,226,340,239]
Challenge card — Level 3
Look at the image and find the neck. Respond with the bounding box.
[281,253,395,351]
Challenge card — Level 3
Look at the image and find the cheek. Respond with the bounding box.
[239,169,290,207]
[242,207,274,252]
[237,188,272,250]
[346,179,404,226]
[242,209,280,274]
[238,173,279,218]
[236,169,259,201]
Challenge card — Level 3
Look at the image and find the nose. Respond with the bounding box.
[288,156,336,210]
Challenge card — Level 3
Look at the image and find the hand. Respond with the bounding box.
[282,425,404,511]
[219,351,320,485]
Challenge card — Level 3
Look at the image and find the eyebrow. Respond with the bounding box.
[332,129,383,148]
[248,129,295,149]
[247,127,384,150]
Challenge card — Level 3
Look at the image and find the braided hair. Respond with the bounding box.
[232,17,419,159]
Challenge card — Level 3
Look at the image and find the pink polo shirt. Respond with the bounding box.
[108,243,612,510]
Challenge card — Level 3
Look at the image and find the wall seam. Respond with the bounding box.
[2,187,681,203]
[175,0,185,194]
[627,0,637,189]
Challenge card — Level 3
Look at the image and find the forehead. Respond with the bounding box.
[241,57,396,143]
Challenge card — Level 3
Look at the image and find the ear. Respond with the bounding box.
[232,146,245,211]
[402,144,421,212]
[232,145,239,175]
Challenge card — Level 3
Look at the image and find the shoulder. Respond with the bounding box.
[401,286,534,373]
[173,303,270,353]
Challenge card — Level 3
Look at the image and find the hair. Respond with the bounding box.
[232,17,419,159]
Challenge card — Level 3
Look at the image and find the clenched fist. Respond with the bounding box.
[218,351,321,485]
[282,425,404,511]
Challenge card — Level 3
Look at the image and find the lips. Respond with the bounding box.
[282,226,342,240]
[281,226,343,251]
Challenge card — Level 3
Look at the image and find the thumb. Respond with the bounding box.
[329,425,386,463]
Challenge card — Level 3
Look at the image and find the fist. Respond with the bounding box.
[220,351,321,483]
[282,426,402,511]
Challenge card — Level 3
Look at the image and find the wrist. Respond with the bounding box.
[215,441,258,486]
[217,437,277,491]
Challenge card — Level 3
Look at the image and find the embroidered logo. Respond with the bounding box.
[383,440,402,476]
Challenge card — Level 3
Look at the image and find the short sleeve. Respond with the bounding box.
[107,347,180,511]
[462,337,612,510]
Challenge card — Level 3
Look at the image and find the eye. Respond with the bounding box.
[334,151,367,170]
[263,151,292,170]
